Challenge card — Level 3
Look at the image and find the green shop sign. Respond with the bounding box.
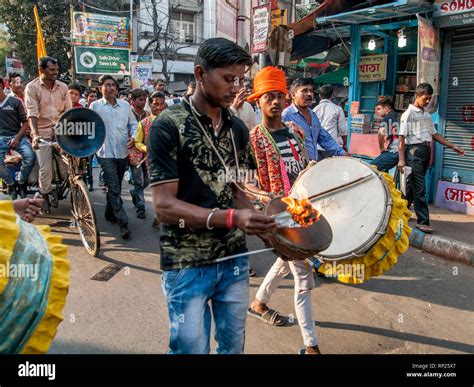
[75,47,130,75]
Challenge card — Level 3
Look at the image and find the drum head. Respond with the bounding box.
[55,108,106,158]
[291,157,391,260]
[265,197,333,258]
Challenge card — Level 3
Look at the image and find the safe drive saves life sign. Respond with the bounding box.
[74,46,129,75]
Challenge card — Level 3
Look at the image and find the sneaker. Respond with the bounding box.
[137,210,146,219]
[152,217,161,229]
[120,225,131,239]
[88,185,94,192]
[249,267,256,277]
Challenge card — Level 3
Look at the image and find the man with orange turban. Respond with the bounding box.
[244,66,321,354]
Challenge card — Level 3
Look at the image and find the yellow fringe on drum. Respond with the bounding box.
[0,201,20,294]
[318,173,412,284]
[20,225,70,354]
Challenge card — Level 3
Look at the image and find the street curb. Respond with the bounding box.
[409,228,474,266]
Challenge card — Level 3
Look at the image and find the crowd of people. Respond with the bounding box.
[0,36,465,355]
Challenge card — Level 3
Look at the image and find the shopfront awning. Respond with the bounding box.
[312,66,349,85]
[313,0,433,39]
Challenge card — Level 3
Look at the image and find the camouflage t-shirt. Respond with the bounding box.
[147,97,251,270]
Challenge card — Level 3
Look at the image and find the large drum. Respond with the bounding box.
[0,200,69,354]
[290,157,412,283]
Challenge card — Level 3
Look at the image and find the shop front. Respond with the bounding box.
[433,0,474,214]
[312,1,474,210]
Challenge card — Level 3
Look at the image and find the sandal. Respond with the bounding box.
[416,224,433,234]
[298,346,322,355]
[247,307,287,326]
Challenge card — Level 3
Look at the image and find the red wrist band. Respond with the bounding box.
[226,209,235,229]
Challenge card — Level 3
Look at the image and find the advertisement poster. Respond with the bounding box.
[359,54,387,82]
[75,46,130,75]
[434,0,474,27]
[131,55,153,89]
[216,0,237,42]
[435,180,474,215]
[72,11,130,48]
[417,15,441,113]
[5,57,24,76]
[252,5,270,53]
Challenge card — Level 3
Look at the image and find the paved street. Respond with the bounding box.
[20,177,473,355]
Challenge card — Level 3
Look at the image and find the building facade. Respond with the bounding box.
[136,0,216,84]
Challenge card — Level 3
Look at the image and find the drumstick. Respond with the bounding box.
[306,173,374,202]
[213,248,317,269]
[135,157,148,168]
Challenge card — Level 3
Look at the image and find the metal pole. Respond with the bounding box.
[70,0,76,80]
[347,24,361,147]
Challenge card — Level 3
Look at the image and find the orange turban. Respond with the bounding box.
[247,66,287,102]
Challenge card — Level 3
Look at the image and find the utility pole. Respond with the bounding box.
[70,0,76,80]
[259,0,267,69]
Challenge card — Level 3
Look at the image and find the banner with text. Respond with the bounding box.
[252,5,270,53]
[417,15,441,113]
[72,11,130,48]
[131,55,153,89]
[359,54,387,82]
[75,46,130,75]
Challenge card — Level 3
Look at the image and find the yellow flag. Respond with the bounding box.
[33,5,47,65]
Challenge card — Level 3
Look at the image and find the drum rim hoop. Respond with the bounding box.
[293,157,393,261]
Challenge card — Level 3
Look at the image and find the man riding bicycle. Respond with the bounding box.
[25,56,72,213]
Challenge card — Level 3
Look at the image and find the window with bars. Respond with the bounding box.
[170,11,195,43]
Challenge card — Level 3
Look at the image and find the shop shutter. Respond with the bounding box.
[443,27,474,184]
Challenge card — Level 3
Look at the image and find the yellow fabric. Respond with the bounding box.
[134,121,147,153]
[0,201,20,294]
[34,5,47,76]
[20,225,69,354]
[318,172,412,284]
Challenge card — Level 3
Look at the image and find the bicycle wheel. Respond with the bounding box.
[71,179,100,256]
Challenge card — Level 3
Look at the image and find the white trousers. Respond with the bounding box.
[255,257,318,347]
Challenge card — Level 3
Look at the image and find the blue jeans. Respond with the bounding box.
[130,163,149,212]
[161,256,249,354]
[371,151,399,172]
[0,136,36,185]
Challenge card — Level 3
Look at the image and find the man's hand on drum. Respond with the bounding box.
[13,198,44,223]
[235,209,275,235]
[127,136,135,149]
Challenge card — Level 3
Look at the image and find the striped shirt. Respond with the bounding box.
[399,104,436,145]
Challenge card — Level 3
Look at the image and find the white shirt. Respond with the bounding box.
[90,98,137,159]
[313,99,347,147]
[230,101,256,130]
[399,104,436,145]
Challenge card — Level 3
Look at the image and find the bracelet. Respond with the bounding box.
[226,209,236,229]
[206,208,219,230]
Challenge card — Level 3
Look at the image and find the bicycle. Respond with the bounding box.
[38,139,100,256]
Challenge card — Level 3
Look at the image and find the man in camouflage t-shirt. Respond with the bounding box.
[148,38,275,354]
